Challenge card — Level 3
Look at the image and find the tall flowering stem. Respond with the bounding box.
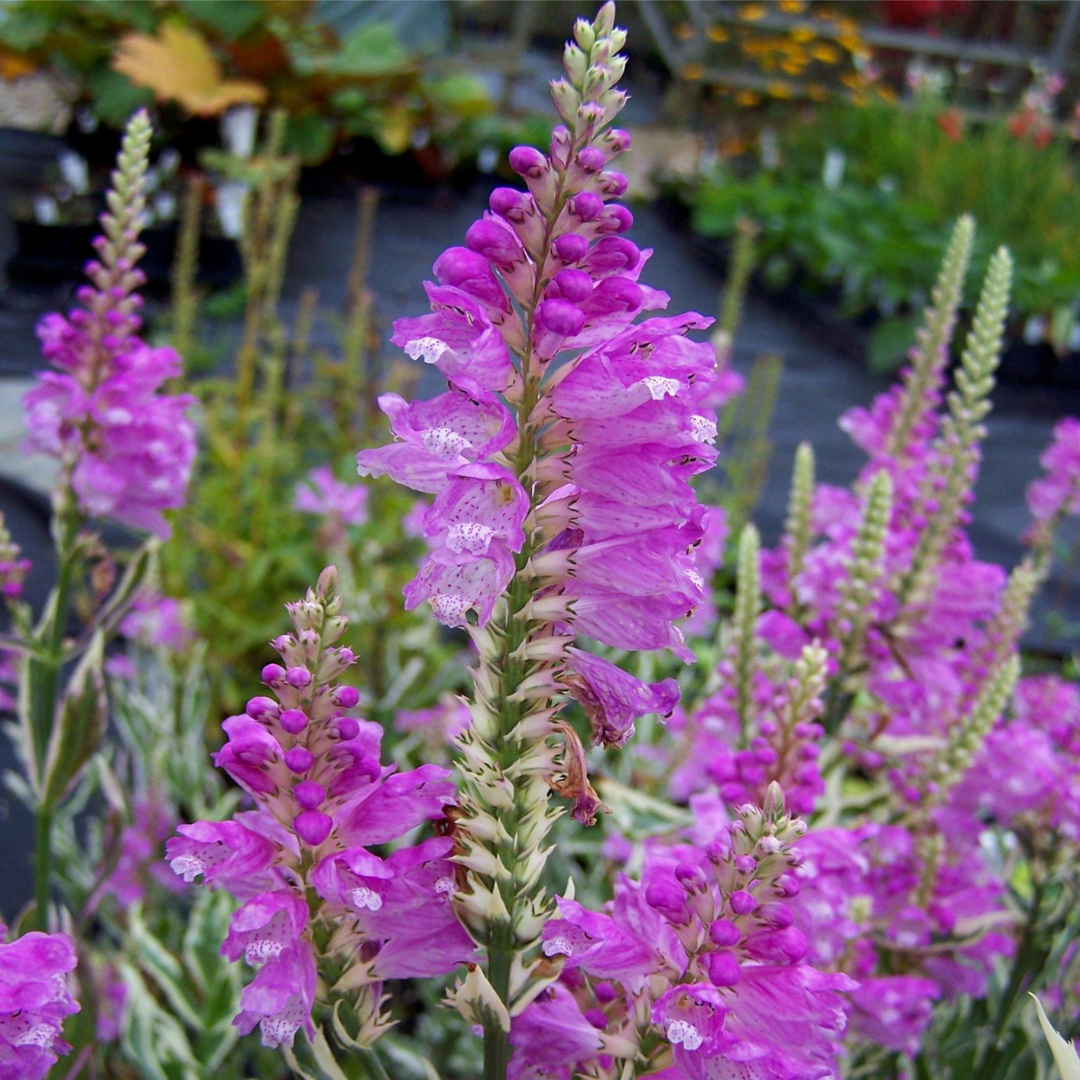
[18,110,195,928]
[359,4,717,1073]
[168,568,469,1062]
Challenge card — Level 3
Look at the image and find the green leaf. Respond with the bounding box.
[284,114,337,166]
[867,314,921,375]
[427,73,492,120]
[1033,995,1080,1080]
[119,961,203,1080]
[176,0,264,40]
[87,67,156,127]
[85,538,156,643]
[41,630,107,806]
[182,889,237,996]
[297,22,409,78]
[127,905,205,1032]
[283,1027,352,1080]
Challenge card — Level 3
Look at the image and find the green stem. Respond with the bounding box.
[483,922,514,1080]
[32,803,53,929]
[973,882,1046,1079]
[26,505,79,929]
[821,682,855,736]
[476,155,572,1080]
[360,1047,392,1080]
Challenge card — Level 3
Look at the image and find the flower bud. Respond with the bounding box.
[744,926,808,964]
[584,236,639,275]
[293,780,326,810]
[577,147,606,172]
[554,234,589,263]
[508,145,548,178]
[261,663,286,685]
[573,17,596,51]
[708,918,742,947]
[570,192,603,221]
[645,880,691,924]
[433,246,506,308]
[596,204,633,234]
[490,187,534,222]
[286,666,312,688]
[584,1008,607,1029]
[536,299,586,337]
[316,565,338,600]
[595,3,616,37]
[466,218,523,268]
[675,862,708,894]
[729,889,757,915]
[585,275,642,314]
[597,170,628,198]
[759,902,794,929]
[284,747,314,774]
[552,269,593,303]
[280,708,308,734]
[294,809,333,846]
[705,950,742,987]
[550,79,581,124]
[335,717,360,741]
[246,696,280,721]
[334,685,360,709]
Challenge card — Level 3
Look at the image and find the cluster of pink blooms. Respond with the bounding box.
[512,789,855,1079]
[118,592,195,653]
[96,798,185,913]
[393,693,472,760]
[669,613,827,815]
[22,113,195,540]
[0,518,30,602]
[294,466,369,548]
[0,924,80,1080]
[357,0,738,741]
[167,568,473,1048]
[1025,416,1080,541]
[650,276,1080,1057]
[942,674,1080,847]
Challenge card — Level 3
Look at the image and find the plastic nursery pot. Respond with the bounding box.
[9,221,242,291]
[997,340,1080,390]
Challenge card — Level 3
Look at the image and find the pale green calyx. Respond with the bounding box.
[885,213,974,459]
[837,469,893,670]
[732,523,762,738]
[783,441,816,609]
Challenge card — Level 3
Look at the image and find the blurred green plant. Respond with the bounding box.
[157,114,465,718]
[0,0,500,168]
[683,94,1080,370]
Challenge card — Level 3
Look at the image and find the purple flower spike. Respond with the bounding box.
[169,571,466,1047]
[23,114,194,538]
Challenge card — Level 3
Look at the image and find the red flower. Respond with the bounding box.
[936,108,964,141]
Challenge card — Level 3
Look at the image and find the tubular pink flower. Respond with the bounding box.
[234,942,317,1049]
[294,466,369,528]
[169,568,470,1046]
[0,926,80,1080]
[21,113,195,539]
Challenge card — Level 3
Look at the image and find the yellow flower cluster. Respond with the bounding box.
[673,1,885,107]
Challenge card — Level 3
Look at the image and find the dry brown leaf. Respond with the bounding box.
[113,23,267,117]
